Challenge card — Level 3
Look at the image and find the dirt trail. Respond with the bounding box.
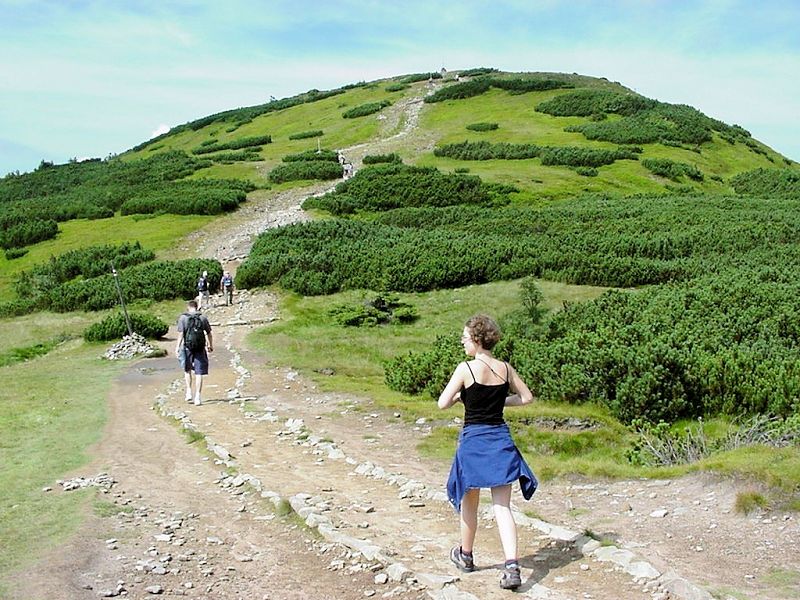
[12,89,799,600]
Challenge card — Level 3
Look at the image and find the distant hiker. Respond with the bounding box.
[197,270,210,309]
[337,151,345,165]
[343,162,353,179]
[220,270,234,306]
[438,314,537,591]
[176,299,213,405]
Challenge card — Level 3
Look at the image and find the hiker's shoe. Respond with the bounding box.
[185,394,193,403]
[499,565,521,590]
[193,397,202,406]
[449,546,475,573]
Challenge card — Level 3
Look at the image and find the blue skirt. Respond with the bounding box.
[446,423,537,512]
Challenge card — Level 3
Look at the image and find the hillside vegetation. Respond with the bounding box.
[2,67,799,493]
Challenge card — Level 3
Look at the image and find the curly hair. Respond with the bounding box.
[465,314,501,350]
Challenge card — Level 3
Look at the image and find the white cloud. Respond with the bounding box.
[150,124,170,138]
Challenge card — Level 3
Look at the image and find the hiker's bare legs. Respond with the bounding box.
[184,371,194,400]
[194,374,204,404]
[491,484,517,561]
[460,488,480,554]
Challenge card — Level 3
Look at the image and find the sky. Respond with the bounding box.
[1,0,799,175]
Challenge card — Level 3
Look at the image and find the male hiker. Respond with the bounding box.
[196,270,210,309]
[220,270,234,306]
[176,299,213,405]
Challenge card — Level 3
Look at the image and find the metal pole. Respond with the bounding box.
[111,260,133,336]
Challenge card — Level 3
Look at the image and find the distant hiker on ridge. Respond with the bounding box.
[438,314,537,591]
[176,299,213,405]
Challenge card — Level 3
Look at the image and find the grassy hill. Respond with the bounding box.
[2,69,800,587]
[1,67,799,485]
[124,69,791,197]
[4,68,800,593]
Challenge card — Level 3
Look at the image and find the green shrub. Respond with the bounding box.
[51,258,222,312]
[84,312,169,341]
[288,130,323,140]
[342,100,392,119]
[282,149,339,162]
[539,89,747,146]
[490,78,572,93]
[120,180,250,215]
[191,134,272,155]
[400,72,442,84]
[4,247,28,259]
[466,122,499,132]
[424,77,571,104]
[329,296,418,327]
[0,219,58,249]
[268,161,342,183]
[642,158,704,181]
[0,298,38,318]
[301,164,496,215]
[519,277,545,322]
[540,146,638,168]
[385,83,409,92]
[362,153,402,165]
[459,67,498,77]
[384,334,463,396]
[423,78,492,103]
[731,168,800,198]
[536,89,655,117]
[205,150,262,162]
[14,241,155,301]
[329,303,382,327]
[575,167,598,177]
[434,141,541,160]
[434,141,638,167]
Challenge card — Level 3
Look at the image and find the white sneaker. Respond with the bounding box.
[193,396,202,406]
[185,393,193,402]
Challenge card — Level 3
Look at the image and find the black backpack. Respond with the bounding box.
[184,313,206,352]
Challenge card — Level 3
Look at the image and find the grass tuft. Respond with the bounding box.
[734,490,769,515]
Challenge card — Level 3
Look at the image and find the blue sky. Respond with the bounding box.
[1,0,799,175]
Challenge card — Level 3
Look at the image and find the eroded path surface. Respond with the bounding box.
[11,90,799,600]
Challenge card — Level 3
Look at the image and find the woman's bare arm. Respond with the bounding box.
[505,363,533,406]
[438,363,467,409]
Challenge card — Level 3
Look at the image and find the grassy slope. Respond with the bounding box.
[125,72,790,202]
[0,341,124,587]
[0,214,214,301]
[126,83,406,177]
[414,87,786,199]
[3,70,782,302]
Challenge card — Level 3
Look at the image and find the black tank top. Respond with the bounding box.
[461,361,509,426]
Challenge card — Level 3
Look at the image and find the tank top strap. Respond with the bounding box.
[505,362,510,382]
[464,361,476,384]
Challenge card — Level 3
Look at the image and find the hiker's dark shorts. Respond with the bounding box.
[183,348,209,375]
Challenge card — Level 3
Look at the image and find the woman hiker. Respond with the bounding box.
[438,314,538,590]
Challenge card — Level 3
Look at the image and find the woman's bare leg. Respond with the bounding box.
[491,484,517,561]
[460,489,480,553]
